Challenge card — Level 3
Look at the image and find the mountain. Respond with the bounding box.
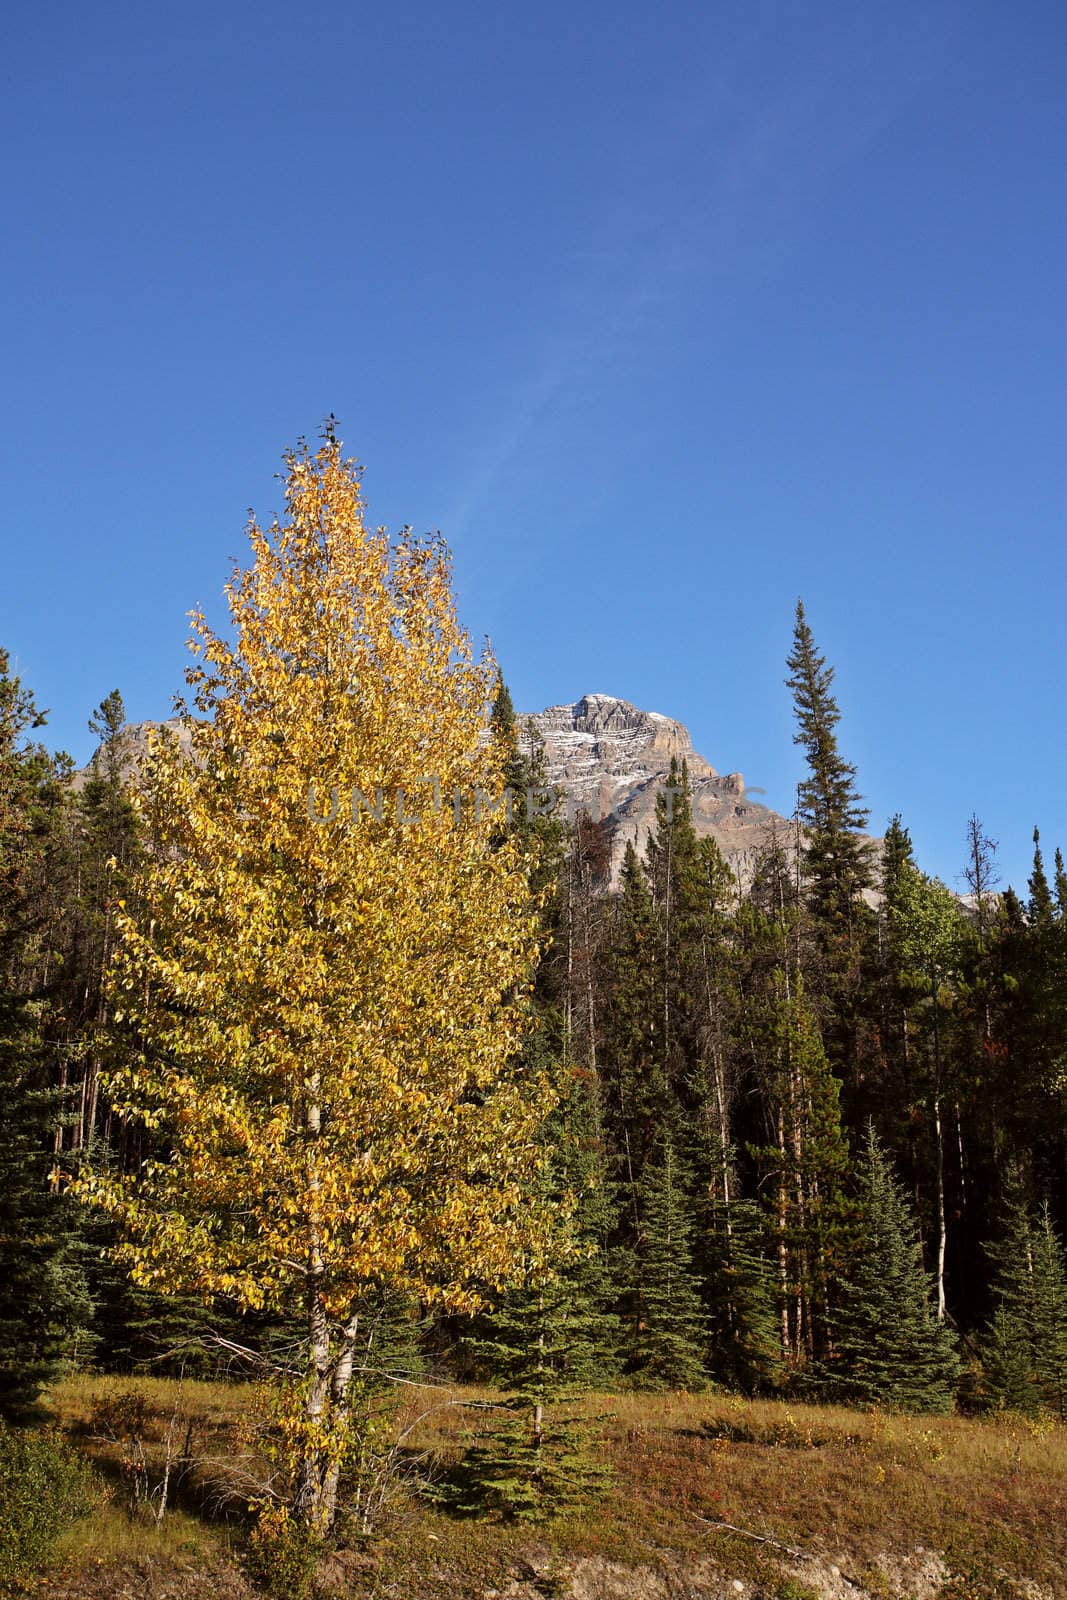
[523,693,789,883]
[72,718,191,789]
[77,694,795,885]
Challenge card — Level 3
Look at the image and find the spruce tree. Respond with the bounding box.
[700,1192,783,1393]
[982,1191,1067,1417]
[830,1128,959,1413]
[444,1072,614,1519]
[785,602,876,1126]
[889,862,966,1323]
[1028,828,1055,930]
[746,971,852,1372]
[1054,848,1067,921]
[785,601,872,936]
[0,649,91,1416]
[444,1256,611,1521]
[452,676,615,1514]
[625,1129,708,1390]
[644,757,706,1076]
[605,841,665,1173]
[1030,1205,1067,1418]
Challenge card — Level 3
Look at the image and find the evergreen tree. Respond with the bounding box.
[625,1129,708,1390]
[785,601,872,938]
[644,758,706,1076]
[456,675,616,1515]
[1054,848,1067,921]
[59,691,140,1154]
[444,1071,614,1518]
[441,1269,610,1520]
[873,815,923,1168]
[604,841,664,1173]
[744,959,852,1372]
[982,1191,1067,1417]
[829,1128,959,1413]
[700,1192,783,1393]
[1030,1205,1067,1418]
[0,649,90,1415]
[1028,828,1055,930]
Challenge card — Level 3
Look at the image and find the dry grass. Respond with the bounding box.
[37,1376,1067,1599]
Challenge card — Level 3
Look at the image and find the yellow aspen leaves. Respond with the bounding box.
[72,429,558,1325]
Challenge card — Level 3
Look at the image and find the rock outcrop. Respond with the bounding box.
[522,693,789,884]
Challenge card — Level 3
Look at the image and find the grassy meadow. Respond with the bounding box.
[23,1375,1067,1600]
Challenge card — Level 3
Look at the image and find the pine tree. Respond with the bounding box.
[1054,848,1067,921]
[644,758,707,1078]
[874,815,922,1166]
[982,1191,1067,1417]
[605,841,664,1173]
[0,649,91,1416]
[1028,828,1055,930]
[785,601,872,938]
[444,1069,615,1519]
[625,1129,708,1390]
[1030,1205,1067,1417]
[785,602,876,1126]
[745,961,852,1372]
[700,1191,783,1393]
[442,1271,611,1521]
[828,1128,959,1413]
[60,691,140,1154]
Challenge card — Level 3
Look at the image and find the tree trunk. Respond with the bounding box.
[932,979,947,1322]
[296,1080,339,1537]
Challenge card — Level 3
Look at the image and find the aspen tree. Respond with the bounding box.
[74,430,555,1534]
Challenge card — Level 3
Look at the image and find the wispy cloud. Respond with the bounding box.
[442,6,959,537]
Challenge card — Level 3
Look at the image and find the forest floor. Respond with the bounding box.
[25,1376,1067,1600]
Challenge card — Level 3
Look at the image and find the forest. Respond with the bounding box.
[2,435,1066,1590]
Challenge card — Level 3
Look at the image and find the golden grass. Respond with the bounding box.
[40,1376,1067,1599]
[53,1501,231,1566]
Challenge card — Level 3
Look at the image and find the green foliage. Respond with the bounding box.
[436,680,613,1519]
[0,1049,92,1417]
[700,1195,784,1393]
[828,1129,959,1413]
[0,648,92,1417]
[748,977,852,1371]
[438,1387,609,1522]
[604,841,664,1170]
[446,1074,615,1517]
[245,1502,322,1600]
[438,1259,612,1521]
[624,1130,709,1390]
[981,1192,1067,1417]
[0,1422,100,1591]
[785,600,871,928]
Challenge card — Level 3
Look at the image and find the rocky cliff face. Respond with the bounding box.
[78,694,795,886]
[522,693,789,884]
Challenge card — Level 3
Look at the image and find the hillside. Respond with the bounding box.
[40,1377,1067,1600]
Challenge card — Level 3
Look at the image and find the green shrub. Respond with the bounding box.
[0,1422,100,1591]
[243,1504,321,1600]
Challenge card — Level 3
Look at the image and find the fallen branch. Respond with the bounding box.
[689,1513,866,1591]
[689,1513,805,1560]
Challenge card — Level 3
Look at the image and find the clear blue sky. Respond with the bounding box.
[3,1,1065,893]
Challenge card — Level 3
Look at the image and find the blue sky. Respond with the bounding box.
[2,0,1064,893]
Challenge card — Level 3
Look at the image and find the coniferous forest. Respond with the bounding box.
[2,437,1067,1587]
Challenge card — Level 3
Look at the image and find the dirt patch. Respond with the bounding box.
[38,1553,258,1600]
